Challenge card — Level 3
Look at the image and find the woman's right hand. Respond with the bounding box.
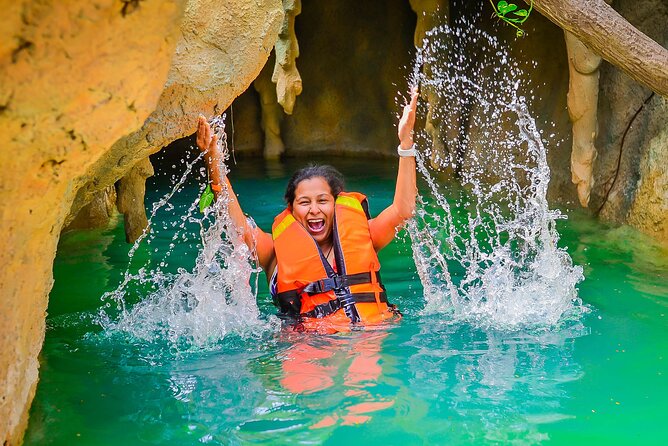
[196,114,223,194]
[196,115,218,153]
[195,118,275,269]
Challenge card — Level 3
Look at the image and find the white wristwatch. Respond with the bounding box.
[397,143,416,157]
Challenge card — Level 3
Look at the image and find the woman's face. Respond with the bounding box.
[291,176,335,246]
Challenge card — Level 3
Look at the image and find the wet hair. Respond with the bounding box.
[284,164,345,205]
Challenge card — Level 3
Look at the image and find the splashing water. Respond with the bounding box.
[98,115,278,349]
[407,23,585,329]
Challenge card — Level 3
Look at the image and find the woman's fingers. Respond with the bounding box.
[208,134,218,152]
[196,115,212,151]
[406,89,418,125]
[410,88,418,110]
[203,119,211,144]
[196,116,205,149]
[403,91,418,121]
[398,88,418,145]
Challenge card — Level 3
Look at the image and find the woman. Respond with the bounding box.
[197,88,419,331]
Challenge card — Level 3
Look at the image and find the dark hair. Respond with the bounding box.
[284,164,345,205]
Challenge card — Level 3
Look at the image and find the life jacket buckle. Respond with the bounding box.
[331,275,346,290]
[304,275,347,295]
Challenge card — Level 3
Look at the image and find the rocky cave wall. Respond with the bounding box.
[226,1,576,198]
[231,0,418,158]
[0,1,284,444]
[592,0,668,241]
[226,0,666,242]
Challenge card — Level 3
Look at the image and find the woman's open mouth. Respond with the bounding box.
[307,218,325,233]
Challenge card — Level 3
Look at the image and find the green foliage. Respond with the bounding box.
[490,0,533,37]
[198,184,215,213]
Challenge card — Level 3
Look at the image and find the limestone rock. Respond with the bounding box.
[273,0,303,114]
[67,0,284,223]
[565,30,603,207]
[254,53,287,159]
[116,158,154,243]
[232,0,417,156]
[592,0,668,243]
[0,0,284,443]
[63,186,118,232]
[0,2,186,444]
[627,111,668,241]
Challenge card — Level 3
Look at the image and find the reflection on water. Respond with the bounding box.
[402,315,588,444]
[239,330,396,442]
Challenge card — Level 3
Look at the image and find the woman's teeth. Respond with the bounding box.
[307,219,325,232]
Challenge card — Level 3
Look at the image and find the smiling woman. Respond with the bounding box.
[285,166,344,248]
[195,88,419,332]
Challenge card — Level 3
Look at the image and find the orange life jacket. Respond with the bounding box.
[271,192,398,326]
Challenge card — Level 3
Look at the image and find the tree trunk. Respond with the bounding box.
[531,0,668,97]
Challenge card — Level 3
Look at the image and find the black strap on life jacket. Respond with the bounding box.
[330,213,363,323]
[273,290,389,319]
[301,271,378,295]
[301,291,388,319]
[273,270,386,317]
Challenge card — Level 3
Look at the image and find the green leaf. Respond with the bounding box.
[497,1,517,15]
[496,0,508,16]
[514,9,528,16]
[199,184,215,213]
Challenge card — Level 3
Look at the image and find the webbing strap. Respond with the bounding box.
[274,271,381,304]
[301,292,388,319]
[301,271,376,295]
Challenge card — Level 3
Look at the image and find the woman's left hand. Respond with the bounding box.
[398,86,419,149]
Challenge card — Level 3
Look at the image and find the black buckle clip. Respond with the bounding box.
[304,275,348,294]
[323,275,347,291]
[311,299,341,318]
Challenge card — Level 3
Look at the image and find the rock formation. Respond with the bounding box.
[251,0,303,159]
[626,106,668,241]
[232,0,417,156]
[409,0,451,170]
[591,0,668,242]
[63,186,118,232]
[0,0,283,443]
[0,3,185,443]
[565,30,603,207]
[116,158,155,243]
[273,0,303,115]
[254,54,287,159]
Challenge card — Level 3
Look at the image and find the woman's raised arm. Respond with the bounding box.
[369,88,419,251]
[196,116,275,271]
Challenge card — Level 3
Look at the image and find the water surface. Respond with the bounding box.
[25,157,668,445]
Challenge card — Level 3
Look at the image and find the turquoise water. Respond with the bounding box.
[25,158,668,445]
